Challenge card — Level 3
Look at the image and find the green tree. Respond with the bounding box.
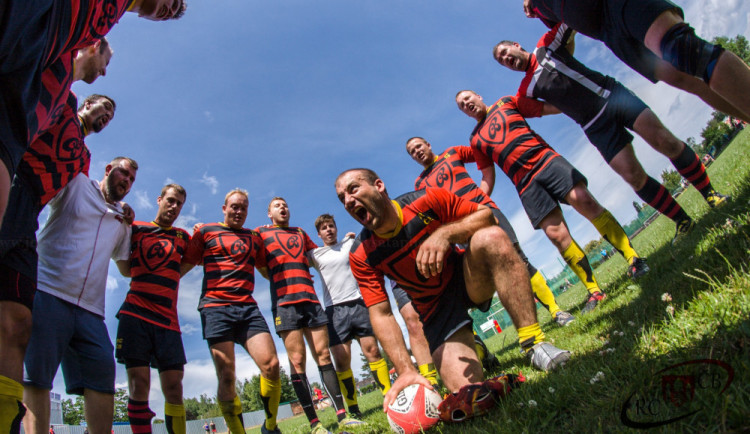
[712,35,750,64]
[661,168,682,193]
[279,367,296,403]
[632,201,642,214]
[62,396,85,425]
[701,118,732,154]
[113,388,129,422]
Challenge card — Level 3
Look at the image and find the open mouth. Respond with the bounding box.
[353,206,367,222]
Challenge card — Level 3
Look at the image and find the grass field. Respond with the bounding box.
[248,129,750,433]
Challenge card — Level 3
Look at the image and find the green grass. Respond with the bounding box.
[249,129,750,433]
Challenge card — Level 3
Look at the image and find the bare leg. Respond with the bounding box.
[538,208,574,252]
[608,143,649,190]
[432,326,482,393]
[0,301,31,383]
[126,366,151,401]
[280,329,307,375]
[22,386,50,434]
[463,226,536,329]
[83,389,114,434]
[357,336,382,363]
[563,182,606,221]
[632,108,686,158]
[159,370,184,405]
[398,302,432,367]
[209,341,238,401]
[303,326,332,367]
[243,332,280,381]
[330,342,352,372]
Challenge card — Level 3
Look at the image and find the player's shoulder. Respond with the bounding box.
[393,189,428,207]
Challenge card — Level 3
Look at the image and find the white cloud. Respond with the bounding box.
[134,190,154,210]
[106,275,119,292]
[199,173,220,195]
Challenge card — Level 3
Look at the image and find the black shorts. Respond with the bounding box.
[273,302,327,334]
[200,303,271,347]
[519,157,587,228]
[417,266,484,355]
[583,82,648,162]
[600,0,683,82]
[391,282,412,312]
[325,299,374,346]
[0,176,42,309]
[115,314,186,372]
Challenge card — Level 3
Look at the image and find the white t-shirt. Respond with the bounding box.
[307,235,362,307]
[36,173,132,316]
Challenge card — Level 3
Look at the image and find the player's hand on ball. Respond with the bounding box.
[383,370,433,411]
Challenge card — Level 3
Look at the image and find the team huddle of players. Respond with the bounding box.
[1,0,748,433]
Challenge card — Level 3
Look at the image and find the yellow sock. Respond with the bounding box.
[219,396,244,434]
[418,363,439,386]
[592,210,638,263]
[0,375,24,434]
[530,270,561,316]
[368,358,391,395]
[164,402,186,434]
[561,240,600,294]
[260,376,281,431]
[517,323,545,352]
[336,369,359,410]
[473,330,487,361]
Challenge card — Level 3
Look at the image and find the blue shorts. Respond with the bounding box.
[200,303,271,347]
[273,302,327,334]
[24,291,115,395]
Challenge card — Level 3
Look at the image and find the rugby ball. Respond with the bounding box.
[387,383,441,433]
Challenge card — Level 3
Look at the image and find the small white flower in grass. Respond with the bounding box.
[666,305,675,316]
[661,293,672,303]
[516,402,524,408]
[628,321,635,326]
[617,331,625,337]
[528,400,537,407]
[548,387,555,394]
[590,371,605,384]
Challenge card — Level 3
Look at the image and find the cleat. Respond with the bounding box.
[438,383,497,422]
[338,417,366,429]
[474,334,501,371]
[706,190,730,209]
[581,291,606,314]
[553,310,575,327]
[527,342,571,372]
[627,257,650,280]
[261,423,282,434]
[310,423,333,434]
[671,218,695,245]
[482,372,525,399]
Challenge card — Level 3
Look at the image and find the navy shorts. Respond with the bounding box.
[115,314,186,372]
[24,291,115,395]
[273,302,327,334]
[600,0,683,82]
[584,82,648,162]
[519,157,587,228]
[0,176,42,308]
[325,299,374,346]
[200,303,271,347]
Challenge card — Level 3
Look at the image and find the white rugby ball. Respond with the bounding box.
[387,383,442,434]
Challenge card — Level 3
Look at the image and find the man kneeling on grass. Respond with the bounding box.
[334,168,571,422]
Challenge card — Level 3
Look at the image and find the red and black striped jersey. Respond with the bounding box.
[43,0,134,69]
[518,23,615,127]
[470,96,560,195]
[183,223,264,309]
[29,51,75,143]
[117,221,189,332]
[256,225,319,308]
[19,91,90,207]
[414,146,498,210]
[349,188,479,323]
[526,0,603,37]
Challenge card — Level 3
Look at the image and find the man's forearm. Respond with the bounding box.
[369,302,417,375]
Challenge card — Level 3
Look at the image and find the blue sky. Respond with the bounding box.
[48,0,749,419]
